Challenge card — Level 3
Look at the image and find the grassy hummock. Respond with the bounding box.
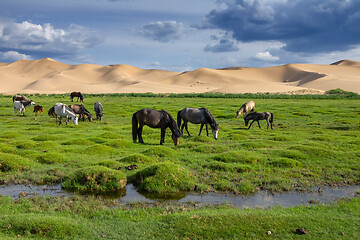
[62,166,126,194]
[133,162,196,193]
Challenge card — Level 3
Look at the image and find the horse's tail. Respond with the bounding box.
[132,112,138,142]
[177,110,182,128]
[270,113,274,123]
[48,107,55,118]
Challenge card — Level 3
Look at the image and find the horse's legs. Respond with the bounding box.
[248,120,255,129]
[65,116,69,125]
[257,120,261,129]
[184,121,191,136]
[205,124,209,136]
[160,128,166,145]
[138,125,144,143]
[199,123,204,136]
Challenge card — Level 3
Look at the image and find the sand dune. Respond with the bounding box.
[1,58,360,94]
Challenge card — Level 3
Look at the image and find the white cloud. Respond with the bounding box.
[0,51,32,61]
[255,51,280,61]
[0,19,103,60]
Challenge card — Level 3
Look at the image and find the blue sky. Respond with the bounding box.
[1,0,360,71]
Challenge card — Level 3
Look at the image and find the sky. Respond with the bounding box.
[1,0,360,71]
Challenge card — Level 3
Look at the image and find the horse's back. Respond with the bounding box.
[246,100,255,110]
[94,102,103,112]
[13,101,23,109]
[180,107,206,123]
[135,108,164,127]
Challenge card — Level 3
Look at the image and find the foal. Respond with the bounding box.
[244,112,273,130]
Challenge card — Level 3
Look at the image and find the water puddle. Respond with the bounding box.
[1,183,359,209]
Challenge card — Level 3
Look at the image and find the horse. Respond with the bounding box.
[70,92,84,102]
[52,103,78,125]
[94,102,103,121]
[12,95,29,103]
[33,105,43,116]
[13,100,35,116]
[132,108,181,146]
[68,104,92,122]
[236,100,255,118]
[177,107,219,140]
[244,112,273,130]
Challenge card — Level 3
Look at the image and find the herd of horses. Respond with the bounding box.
[13,92,103,126]
[12,94,273,146]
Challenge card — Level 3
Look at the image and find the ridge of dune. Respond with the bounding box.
[330,59,360,66]
[0,58,360,94]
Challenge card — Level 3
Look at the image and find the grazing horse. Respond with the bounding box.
[244,112,273,130]
[94,102,103,121]
[33,105,43,116]
[52,103,78,125]
[68,104,93,122]
[236,100,255,118]
[132,108,181,145]
[12,95,29,103]
[177,107,219,140]
[13,100,35,116]
[70,92,84,102]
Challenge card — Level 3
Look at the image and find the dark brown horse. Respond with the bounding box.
[244,112,273,130]
[68,104,92,121]
[70,92,84,102]
[132,108,181,145]
[33,105,43,116]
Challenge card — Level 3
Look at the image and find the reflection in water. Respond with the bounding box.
[0,183,359,209]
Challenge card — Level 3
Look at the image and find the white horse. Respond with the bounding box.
[13,100,35,116]
[53,103,78,125]
[236,100,255,118]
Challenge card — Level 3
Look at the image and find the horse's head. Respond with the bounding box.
[170,120,182,146]
[72,114,79,125]
[236,109,242,118]
[88,113,93,122]
[211,123,219,140]
[30,100,36,105]
[244,115,250,126]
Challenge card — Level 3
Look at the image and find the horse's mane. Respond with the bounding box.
[161,110,175,122]
[244,111,259,120]
[202,108,217,126]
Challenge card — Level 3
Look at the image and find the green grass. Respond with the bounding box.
[0,195,359,239]
[0,93,360,239]
[0,93,359,193]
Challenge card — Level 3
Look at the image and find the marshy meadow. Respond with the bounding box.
[0,92,359,239]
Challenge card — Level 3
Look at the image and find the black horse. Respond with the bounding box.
[94,102,103,121]
[177,107,219,140]
[244,112,273,130]
[132,108,181,145]
[70,92,84,102]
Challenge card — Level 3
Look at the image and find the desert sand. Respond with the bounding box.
[1,58,360,94]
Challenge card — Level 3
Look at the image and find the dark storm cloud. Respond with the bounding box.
[138,21,186,43]
[204,38,239,52]
[198,0,360,53]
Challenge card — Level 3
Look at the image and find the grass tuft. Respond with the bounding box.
[62,166,127,194]
[133,162,196,193]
